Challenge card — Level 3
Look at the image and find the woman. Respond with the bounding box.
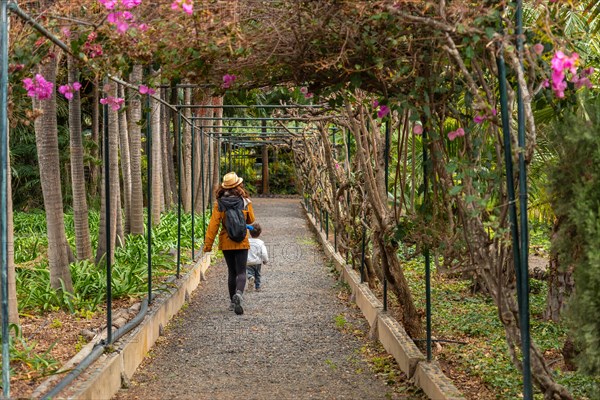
[203,171,255,315]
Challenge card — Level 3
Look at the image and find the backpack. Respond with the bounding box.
[218,197,247,242]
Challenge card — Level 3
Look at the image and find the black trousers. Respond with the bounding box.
[222,249,248,299]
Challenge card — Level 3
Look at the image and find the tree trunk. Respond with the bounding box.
[151,96,162,225]
[126,65,144,235]
[544,219,575,322]
[34,57,73,292]
[1,127,20,323]
[95,83,120,265]
[160,87,172,209]
[118,84,132,235]
[167,86,178,204]
[211,97,223,195]
[182,87,192,212]
[89,78,100,197]
[68,56,92,261]
[262,145,269,194]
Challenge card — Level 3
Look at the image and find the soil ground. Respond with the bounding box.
[114,198,424,400]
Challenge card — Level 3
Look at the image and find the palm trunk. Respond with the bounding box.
[161,87,172,209]
[90,79,100,197]
[151,96,162,224]
[182,87,192,212]
[126,65,144,235]
[1,128,20,323]
[34,56,73,292]
[95,82,120,265]
[118,84,132,234]
[68,56,92,260]
[211,97,223,195]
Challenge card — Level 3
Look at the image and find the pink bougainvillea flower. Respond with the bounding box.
[100,96,125,111]
[448,127,465,141]
[61,27,71,38]
[22,74,54,100]
[532,43,544,56]
[171,0,193,14]
[377,105,390,119]
[372,99,379,108]
[107,11,134,34]
[550,50,581,98]
[121,0,142,9]
[98,0,117,10]
[413,124,423,135]
[58,82,82,100]
[139,85,156,95]
[222,74,236,89]
[137,23,148,31]
[304,92,314,99]
[473,115,485,124]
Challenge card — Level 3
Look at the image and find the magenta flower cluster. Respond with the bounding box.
[139,85,156,95]
[550,51,593,98]
[100,96,125,111]
[58,82,82,100]
[300,87,313,99]
[448,127,465,141]
[473,108,497,124]
[22,74,54,100]
[171,0,193,15]
[372,100,390,119]
[222,74,236,89]
[98,0,146,34]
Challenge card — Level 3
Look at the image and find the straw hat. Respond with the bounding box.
[221,171,244,189]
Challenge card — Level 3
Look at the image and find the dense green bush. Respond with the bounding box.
[549,95,600,375]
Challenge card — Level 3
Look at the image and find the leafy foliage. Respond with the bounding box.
[548,95,600,375]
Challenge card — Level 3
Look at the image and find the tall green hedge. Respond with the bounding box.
[549,95,600,374]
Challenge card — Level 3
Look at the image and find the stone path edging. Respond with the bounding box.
[53,253,212,400]
[303,204,465,400]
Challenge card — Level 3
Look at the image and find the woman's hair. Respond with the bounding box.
[215,184,249,199]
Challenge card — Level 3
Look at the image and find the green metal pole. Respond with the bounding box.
[146,94,152,303]
[382,122,391,312]
[422,118,431,361]
[208,133,213,209]
[176,106,182,278]
[516,2,533,397]
[360,225,366,284]
[103,89,112,345]
[201,127,205,241]
[191,122,195,260]
[1,1,10,396]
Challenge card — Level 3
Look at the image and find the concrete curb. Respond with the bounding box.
[51,253,213,400]
[303,205,465,400]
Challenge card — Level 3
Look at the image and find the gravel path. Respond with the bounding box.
[115,198,406,400]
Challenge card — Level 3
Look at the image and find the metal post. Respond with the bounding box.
[201,127,205,241]
[422,117,431,360]
[360,225,366,284]
[0,1,10,396]
[516,2,533,397]
[176,106,182,278]
[146,94,152,303]
[325,211,329,240]
[382,121,391,313]
[208,132,213,209]
[103,90,112,345]
[191,121,195,260]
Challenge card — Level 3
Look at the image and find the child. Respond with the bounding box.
[246,222,268,291]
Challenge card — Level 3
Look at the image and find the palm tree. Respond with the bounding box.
[67,56,92,260]
[118,84,132,234]
[34,55,73,292]
[127,65,144,234]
